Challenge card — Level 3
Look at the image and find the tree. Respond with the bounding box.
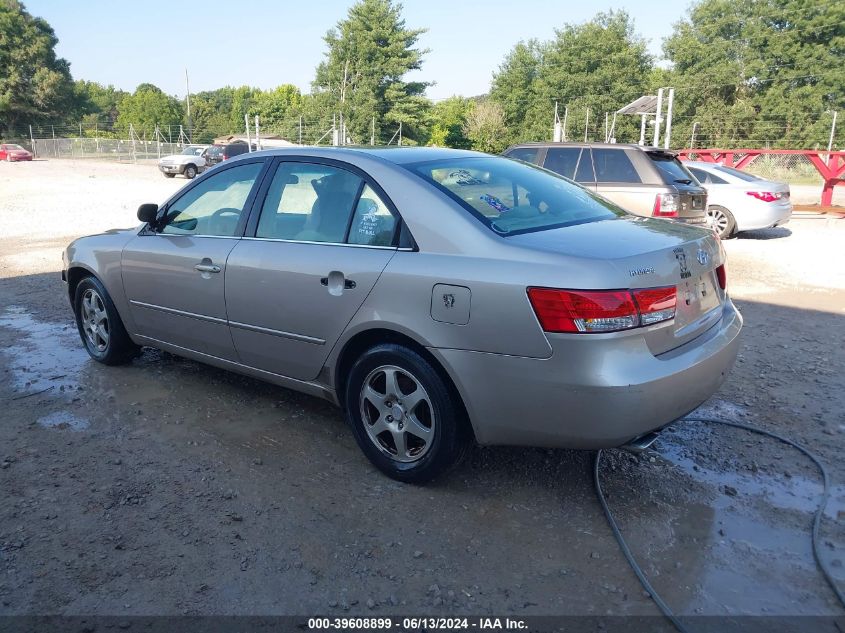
[116,84,183,137]
[490,40,544,143]
[427,96,472,148]
[72,80,127,131]
[0,0,75,134]
[664,0,845,149]
[313,0,430,144]
[252,84,302,131]
[491,11,653,144]
[463,100,507,154]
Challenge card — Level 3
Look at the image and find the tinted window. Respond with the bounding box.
[592,148,641,183]
[506,147,540,164]
[408,156,621,236]
[544,147,593,181]
[647,152,696,184]
[714,165,762,182]
[689,167,728,185]
[348,185,397,246]
[161,162,263,237]
[256,162,363,243]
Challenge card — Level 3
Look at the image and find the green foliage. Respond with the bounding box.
[116,84,183,137]
[0,0,75,134]
[491,11,652,144]
[664,0,845,149]
[313,0,430,144]
[427,96,472,148]
[463,100,508,154]
[251,84,302,129]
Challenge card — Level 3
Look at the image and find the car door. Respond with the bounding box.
[121,159,268,360]
[225,159,399,381]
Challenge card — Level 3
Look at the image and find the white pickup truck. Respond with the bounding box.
[158,145,210,179]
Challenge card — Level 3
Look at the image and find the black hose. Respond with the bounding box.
[593,416,845,633]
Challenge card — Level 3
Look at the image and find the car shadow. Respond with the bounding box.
[735,226,792,240]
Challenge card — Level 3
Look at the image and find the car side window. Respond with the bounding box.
[544,148,594,182]
[592,148,642,183]
[347,185,397,246]
[256,162,363,243]
[160,162,263,237]
[706,170,728,184]
[689,168,710,183]
[506,147,540,164]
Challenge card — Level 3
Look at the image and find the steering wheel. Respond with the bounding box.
[208,207,241,235]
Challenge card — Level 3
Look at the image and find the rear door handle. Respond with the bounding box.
[320,277,356,289]
[195,263,221,273]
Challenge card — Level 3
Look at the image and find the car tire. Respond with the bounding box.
[163,172,175,178]
[344,343,469,483]
[707,205,736,239]
[183,164,197,179]
[73,276,139,365]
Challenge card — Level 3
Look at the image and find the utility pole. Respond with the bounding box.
[663,88,675,150]
[553,102,562,142]
[371,115,375,145]
[244,114,252,151]
[185,68,192,142]
[583,108,589,142]
[689,122,699,149]
[562,107,568,142]
[299,116,303,145]
[828,111,838,165]
[398,121,402,147]
[254,115,260,150]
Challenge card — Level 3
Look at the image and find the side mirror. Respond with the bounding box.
[137,203,159,225]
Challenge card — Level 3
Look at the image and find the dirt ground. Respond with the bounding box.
[1,159,844,622]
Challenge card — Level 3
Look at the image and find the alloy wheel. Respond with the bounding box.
[359,365,435,463]
[707,207,730,237]
[80,288,110,353]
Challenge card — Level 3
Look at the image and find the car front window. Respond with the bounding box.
[160,162,263,237]
[407,156,621,236]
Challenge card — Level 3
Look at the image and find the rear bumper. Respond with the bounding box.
[736,201,792,232]
[432,299,742,449]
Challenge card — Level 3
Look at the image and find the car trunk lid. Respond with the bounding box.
[509,215,726,354]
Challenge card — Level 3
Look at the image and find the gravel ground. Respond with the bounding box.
[1,159,844,621]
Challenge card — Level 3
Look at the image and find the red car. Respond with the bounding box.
[0,144,33,161]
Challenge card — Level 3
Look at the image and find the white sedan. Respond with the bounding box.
[684,161,792,239]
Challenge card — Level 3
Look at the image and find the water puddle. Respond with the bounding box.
[37,410,90,431]
[0,305,87,393]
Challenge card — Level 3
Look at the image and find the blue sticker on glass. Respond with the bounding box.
[480,194,510,213]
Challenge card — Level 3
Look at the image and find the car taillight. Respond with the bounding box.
[653,193,680,217]
[746,191,779,202]
[527,287,676,333]
[716,264,727,290]
[221,154,228,160]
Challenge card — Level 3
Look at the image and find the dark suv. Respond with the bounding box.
[205,141,253,166]
[504,143,708,225]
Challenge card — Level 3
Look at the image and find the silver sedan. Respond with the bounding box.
[62,147,742,482]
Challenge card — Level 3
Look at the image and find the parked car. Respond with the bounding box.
[62,147,741,482]
[0,143,33,162]
[504,143,708,226]
[683,161,792,239]
[204,141,253,167]
[157,145,210,179]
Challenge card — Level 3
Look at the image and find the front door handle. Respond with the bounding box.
[195,263,221,273]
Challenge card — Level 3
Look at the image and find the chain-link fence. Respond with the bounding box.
[683,151,825,184]
[26,137,184,163]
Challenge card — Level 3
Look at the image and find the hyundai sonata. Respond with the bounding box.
[63,147,742,482]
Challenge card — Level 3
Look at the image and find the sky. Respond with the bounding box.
[25,0,689,101]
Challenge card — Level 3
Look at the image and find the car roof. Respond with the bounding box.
[231,146,486,165]
[506,141,676,154]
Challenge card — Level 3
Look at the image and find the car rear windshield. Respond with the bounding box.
[714,165,762,182]
[647,152,696,184]
[406,156,622,236]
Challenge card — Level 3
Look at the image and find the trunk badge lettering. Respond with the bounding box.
[629,267,655,277]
